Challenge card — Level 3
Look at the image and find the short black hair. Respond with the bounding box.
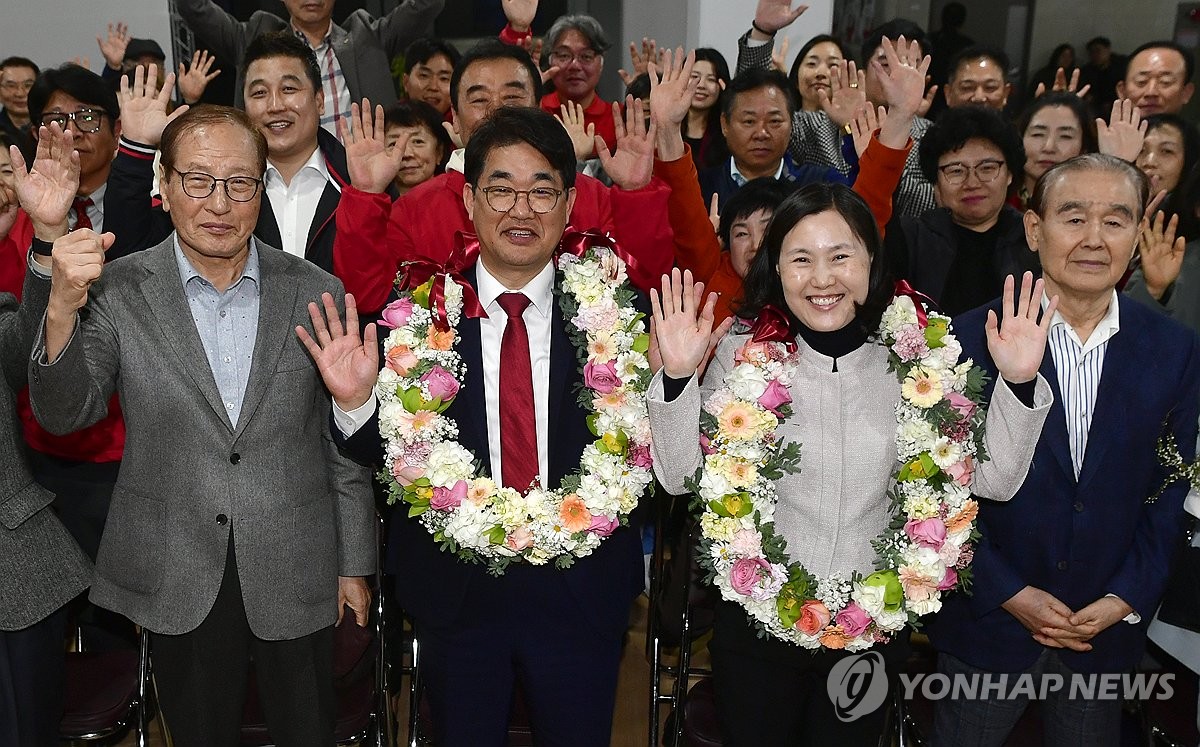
[718,177,796,249]
[788,35,847,97]
[624,73,651,102]
[860,18,927,65]
[0,57,39,76]
[28,64,120,131]
[739,183,892,336]
[1017,91,1098,155]
[918,105,1024,186]
[942,3,967,29]
[383,100,453,170]
[1144,113,1200,192]
[721,68,796,120]
[463,107,576,190]
[948,46,1011,82]
[242,31,322,93]
[1086,37,1112,52]
[404,37,461,73]
[1128,41,1195,84]
[450,40,543,114]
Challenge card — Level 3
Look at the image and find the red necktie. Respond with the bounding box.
[71,196,93,231]
[497,292,538,492]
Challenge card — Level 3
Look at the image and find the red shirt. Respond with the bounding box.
[539,91,619,156]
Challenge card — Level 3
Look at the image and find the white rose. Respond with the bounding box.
[699,463,735,499]
[908,596,942,615]
[726,363,768,401]
[853,582,887,618]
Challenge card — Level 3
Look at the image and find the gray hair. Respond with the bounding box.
[545,14,612,55]
[1030,153,1150,221]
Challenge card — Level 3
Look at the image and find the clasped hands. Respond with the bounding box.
[1003,585,1134,651]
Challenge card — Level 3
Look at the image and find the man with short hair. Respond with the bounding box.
[402,37,460,118]
[697,67,846,210]
[1117,41,1195,117]
[177,0,444,135]
[1080,37,1127,114]
[927,153,1200,747]
[943,46,1012,112]
[0,57,38,164]
[331,40,674,314]
[29,104,376,747]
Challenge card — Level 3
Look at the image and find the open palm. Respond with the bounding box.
[986,272,1057,383]
[14,124,80,232]
[651,268,721,378]
[296,293,380,411]
[344,100,406,194]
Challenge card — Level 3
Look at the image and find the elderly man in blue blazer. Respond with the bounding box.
[926,153,1200,747]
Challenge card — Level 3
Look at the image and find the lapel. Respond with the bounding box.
[255,193,283,250]
[546,290,576,484]
[232,246,299,440]
[304,181,340,257]
[137,239,233,430]
[453,268,490,473]
[1075,297,1136,491]
[329,24,359,94]
[1035,344,1076,483]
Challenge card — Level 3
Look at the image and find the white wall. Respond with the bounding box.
[0,0,174,74]
[1028,0,1177,73]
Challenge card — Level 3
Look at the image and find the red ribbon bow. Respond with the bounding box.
[749,305,797,353]
[558,226,637,276]
[892,279,939,327]
[394,232,487,330]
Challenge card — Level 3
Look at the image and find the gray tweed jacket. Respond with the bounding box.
[28,237,375,641]
[0,266,91,631]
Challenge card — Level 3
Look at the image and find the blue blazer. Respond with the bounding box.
[336,269,645,637]
[697,154,850,212]
[926,294,1200,674]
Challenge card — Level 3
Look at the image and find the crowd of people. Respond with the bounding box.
[3,0,1200,745]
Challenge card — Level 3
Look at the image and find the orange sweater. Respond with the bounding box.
[653,137,911,324]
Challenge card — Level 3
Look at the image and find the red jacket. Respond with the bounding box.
[539,91,618,156]
[0,211,125,462]
[333,169,674,313]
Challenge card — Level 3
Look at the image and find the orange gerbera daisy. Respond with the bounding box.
[718,402,759,439]
[559,494,592,533]
[945,500,979,534]
[427,326,455,351]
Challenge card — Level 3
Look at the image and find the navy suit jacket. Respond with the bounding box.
[926,294,1200,674]
[337,268,645,637]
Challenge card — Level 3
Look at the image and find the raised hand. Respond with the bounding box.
[818,60,866,127]
[1138,201,1186,301]
[650,268,722,378]
[708,193,721,235]
[619,38,662,86]
[986,271,1057,384]
[441,119,464,151]
[516,36,560,85]
[771,36,791,73]
[597,96,655,191]
[97,22,130,71]
[874,36,929,116]
[648,48,698,162]
[296,292,379,412]
[502,0,538,32]
[1097,98,1147,162]
[13,124,80,239]
[849,104,887,158]
[119,64,186,147]
[753,0,808,36]
[1034,67,1090,100]
[342,100,406,194]
[917,82,938,119]
[48,228,109,314]
[555,101,597,161]
[177,49,221,105]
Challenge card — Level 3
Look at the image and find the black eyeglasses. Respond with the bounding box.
[476,185,563,214]
[38,108,107,133]
[937,159,1006,186]
[173,169,262,202]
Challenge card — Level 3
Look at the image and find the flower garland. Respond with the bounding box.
[374,240,655,575]
[690,294,989,649]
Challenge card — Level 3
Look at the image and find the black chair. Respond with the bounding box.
[59,627,152,745]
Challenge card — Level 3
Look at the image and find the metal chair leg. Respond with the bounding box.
[407,630,422,747]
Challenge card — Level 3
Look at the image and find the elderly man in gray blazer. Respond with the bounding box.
[178,0,444,134]
[28,105,375,747]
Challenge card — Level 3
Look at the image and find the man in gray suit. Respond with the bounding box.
[28,105,376,747]
[178,0,444,135]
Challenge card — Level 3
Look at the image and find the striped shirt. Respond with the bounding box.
[1045,291,1122,477]
[294,24,352,139]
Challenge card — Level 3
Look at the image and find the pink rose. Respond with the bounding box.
[390,456,425,486]
[945,391,977,420]
[796,599,832,636]
[506,527,533,551]
[386,345,419,376]
[421,365,460,401]
[835,603,872,638]
[626,444,653,469]
[588,514,620,537]
[430,480,467,511]
[904,518,947,550]
[379,298,415,329]
[756,378,793,414]
[937,565,958,591]
[729,557,770,596]
[583,359,621,394]
[945,455,974,487]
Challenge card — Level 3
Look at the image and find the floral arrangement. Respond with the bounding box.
[689,295,989,649]
[374,242,655,575]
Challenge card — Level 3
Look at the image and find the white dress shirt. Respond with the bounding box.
[264,147,338,258]
[334,258,557,486]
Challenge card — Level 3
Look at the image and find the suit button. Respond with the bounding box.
[1057,560,1068,571]
[1074,501,1084,512]
[216,514,228,526]
[230,453,240,464]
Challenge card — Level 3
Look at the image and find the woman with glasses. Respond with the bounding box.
[885,105,1035,316]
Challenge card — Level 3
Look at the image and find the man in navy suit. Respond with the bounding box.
[298,106,645,746]
[926,153,1200,747]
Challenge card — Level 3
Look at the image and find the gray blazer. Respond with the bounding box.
[28,237,375,641]
[177,0,444,109]
[1124,242,1200,336]
[0,267,91,631]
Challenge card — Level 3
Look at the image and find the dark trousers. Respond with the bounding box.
[708,601,907,747]
[151,539,335,747]
[414,565,628,747]
[0,607,67,747]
